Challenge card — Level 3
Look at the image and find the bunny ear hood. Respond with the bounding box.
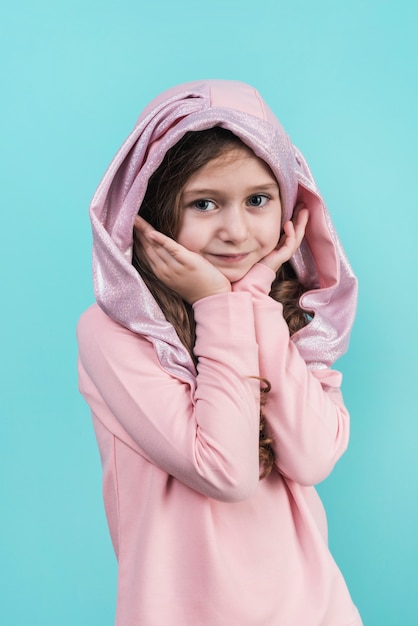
[90,80,357,379]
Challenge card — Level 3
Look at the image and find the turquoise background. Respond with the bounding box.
[1,1,417,624]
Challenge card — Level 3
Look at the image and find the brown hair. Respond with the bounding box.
[133,127,310,479]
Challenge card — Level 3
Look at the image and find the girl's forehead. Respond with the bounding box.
[185,145,279,187]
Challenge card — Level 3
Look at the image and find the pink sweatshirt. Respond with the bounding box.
[79,80,361,624]
[77,263,362,626]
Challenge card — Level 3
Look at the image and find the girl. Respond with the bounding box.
[77,80,362,625]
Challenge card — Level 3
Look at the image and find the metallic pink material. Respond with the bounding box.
[89,80,357,376]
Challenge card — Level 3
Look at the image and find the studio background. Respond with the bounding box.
[1,1,417,624]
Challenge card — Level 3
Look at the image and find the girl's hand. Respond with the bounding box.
[134,216,231,304]
[260,207,309,273]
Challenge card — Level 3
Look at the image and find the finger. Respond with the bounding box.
[294,207,309,231]
[292,208,309,248]
[134,217,182,262]
[134,214,155,236]
[134,217,176,259]
[280,214,306,256]
[259,211,307,272]
[139,228,201,279]
[145,230,191,264]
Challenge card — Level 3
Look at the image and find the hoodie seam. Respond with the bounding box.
[253,86,267,121]
[112,434,122,557]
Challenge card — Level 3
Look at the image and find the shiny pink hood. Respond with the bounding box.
[89,80,357,380]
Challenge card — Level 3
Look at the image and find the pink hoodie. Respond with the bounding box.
[77,80,362,625]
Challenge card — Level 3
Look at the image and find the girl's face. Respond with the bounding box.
[176,147,282,283]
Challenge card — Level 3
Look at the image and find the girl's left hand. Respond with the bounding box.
[260,207,309,273]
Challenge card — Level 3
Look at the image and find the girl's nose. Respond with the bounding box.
[218,207,249,243]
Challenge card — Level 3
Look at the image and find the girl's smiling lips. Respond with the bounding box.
[208,252,250,263]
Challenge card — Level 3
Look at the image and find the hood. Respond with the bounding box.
[89,80,357,381]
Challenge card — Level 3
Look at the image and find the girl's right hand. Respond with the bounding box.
[134,216,232,304]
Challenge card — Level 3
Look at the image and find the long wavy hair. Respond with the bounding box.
[132,127,310,479]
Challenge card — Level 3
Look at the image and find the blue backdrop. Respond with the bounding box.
[1,1,417,624]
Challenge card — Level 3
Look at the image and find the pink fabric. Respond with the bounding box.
[77,266,362,624]
[79,80,362,624]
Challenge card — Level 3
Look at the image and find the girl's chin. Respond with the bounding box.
[206,254,263,282]
[219,266,254,283]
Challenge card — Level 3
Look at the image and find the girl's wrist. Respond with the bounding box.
[232,263,276,295]
[189,284,232,305]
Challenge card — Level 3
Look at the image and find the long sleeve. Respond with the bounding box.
[232,264,350,486]
[77,293,261,502]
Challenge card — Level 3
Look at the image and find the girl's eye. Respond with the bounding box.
[247,194,269,207]
[193,199,216,211]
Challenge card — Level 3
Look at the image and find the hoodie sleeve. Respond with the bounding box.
[77,295,261,502]
[232,264,350,486]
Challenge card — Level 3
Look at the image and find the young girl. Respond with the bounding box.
[77,80,362,625]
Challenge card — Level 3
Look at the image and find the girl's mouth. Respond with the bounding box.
[210,253,250,263]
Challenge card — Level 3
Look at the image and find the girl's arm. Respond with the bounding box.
[232,262,350,486]
[77,291,261,502]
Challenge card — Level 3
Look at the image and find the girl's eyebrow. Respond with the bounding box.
[182,182,279,197]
